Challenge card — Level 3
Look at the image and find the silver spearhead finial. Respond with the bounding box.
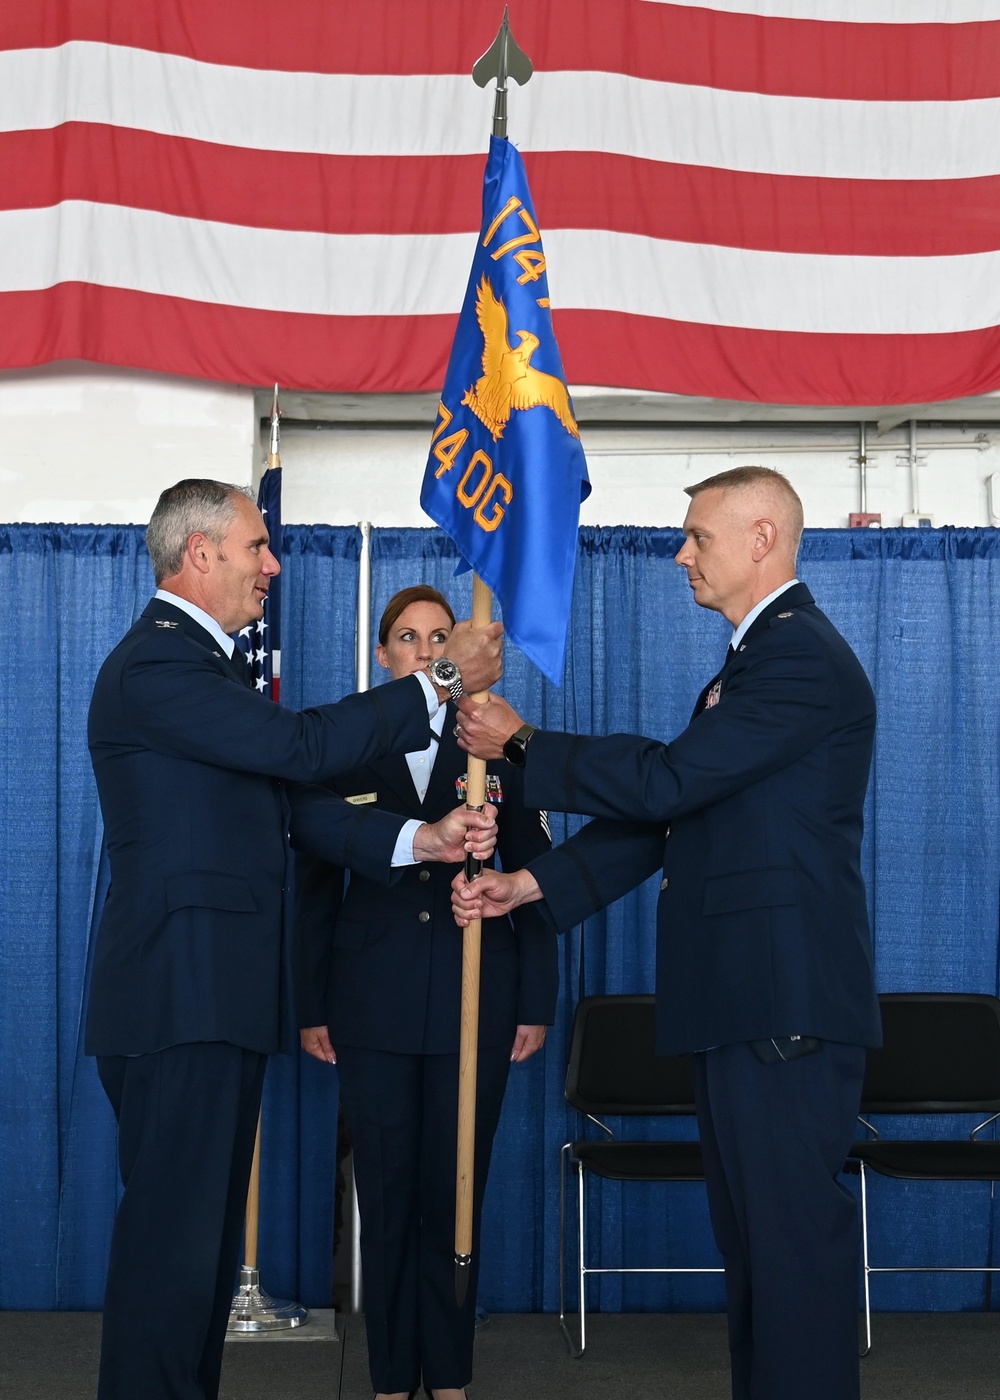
[472,7,533,139]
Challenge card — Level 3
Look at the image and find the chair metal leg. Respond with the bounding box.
[555,1148,730,1359]
[558,1142,567,1321]
[859,1162,872,1358]
[852,1159,1000,1354]
[577,1157,587,1357]
[558,1144,585,1358]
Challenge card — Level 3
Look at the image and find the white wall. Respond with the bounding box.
[3,365,1000,529]
[277,419,999,530]
[0,363,255,523]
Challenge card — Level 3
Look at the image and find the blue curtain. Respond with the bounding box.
[0,523,358,1310]
[256,525,360,1306]
[1,523,998,1312]
[0,526,151,1309]
[801,530,1000,1310]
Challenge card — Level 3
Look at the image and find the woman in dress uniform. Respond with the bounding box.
[292,585,557,1400]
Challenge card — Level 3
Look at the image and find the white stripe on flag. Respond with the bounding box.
[4,44,1000,181]
[6,201,1000,336]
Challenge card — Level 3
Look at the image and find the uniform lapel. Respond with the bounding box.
[424,704,464,812]
[336,683,442,815]
[691,583,814,718]
[142,598,243,683]
[733,581,815,657]
[365,750,424,815]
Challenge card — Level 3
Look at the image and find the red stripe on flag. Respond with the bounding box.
[556,308,1000,407]
[5,5,1000,404]
[5,128,1000,259]
[0,284,456,395]
[5,282,1000,408]
[5,2,1000,99]
[525,155,1000,259]
[0,127,484,237]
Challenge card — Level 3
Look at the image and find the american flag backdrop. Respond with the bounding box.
[3,2,1000,405]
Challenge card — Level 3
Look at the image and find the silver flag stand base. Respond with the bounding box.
[227,1265,309,1332]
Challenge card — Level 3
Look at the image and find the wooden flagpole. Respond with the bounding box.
[244,1117,263,1270]
[454,7,533,1308]
[454,575,492,1304]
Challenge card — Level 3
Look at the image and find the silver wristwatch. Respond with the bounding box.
[427,656,463,703]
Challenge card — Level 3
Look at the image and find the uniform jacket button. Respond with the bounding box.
[660,877,669,890]
[418,910,431,923]
[418,869,431,882]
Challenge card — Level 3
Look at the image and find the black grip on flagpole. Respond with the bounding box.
[464,803,485,883]
[455,1253,472,1308]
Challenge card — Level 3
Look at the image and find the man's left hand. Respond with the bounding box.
[413,803,498,864]
[455,693,523,760]
[451,866,541,923]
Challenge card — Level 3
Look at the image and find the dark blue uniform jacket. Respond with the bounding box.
[291,709,558,1054]
[85,598,431,1058]
[523,585,882,1055]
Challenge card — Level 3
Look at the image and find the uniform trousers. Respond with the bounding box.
[694,1039,866,1400]
[96,1042,267,1400]
[336,1042,511,1393]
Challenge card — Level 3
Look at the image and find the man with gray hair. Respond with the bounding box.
[453,466,880,1400]
[86,479,503,1400]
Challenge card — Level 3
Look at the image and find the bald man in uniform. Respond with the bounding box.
[452,466,880,1400]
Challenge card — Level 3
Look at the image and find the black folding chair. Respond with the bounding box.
[847,992,1000,1354]
[559,994,722,1357]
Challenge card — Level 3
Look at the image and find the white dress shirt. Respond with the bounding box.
[391,675,445,865]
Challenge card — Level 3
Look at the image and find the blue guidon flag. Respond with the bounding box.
[421,134,590,686]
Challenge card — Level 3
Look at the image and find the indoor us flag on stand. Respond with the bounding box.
[421,134,590,686]
[235,465,282,701]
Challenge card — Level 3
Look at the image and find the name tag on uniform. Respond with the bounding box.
[345,792,377,806]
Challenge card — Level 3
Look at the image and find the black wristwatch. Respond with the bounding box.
[427,656,463,703]
[503,723,537,767]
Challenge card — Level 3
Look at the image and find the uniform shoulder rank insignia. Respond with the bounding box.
[704,680,722,709]
[454,773,505,804]
[154,618,178,628]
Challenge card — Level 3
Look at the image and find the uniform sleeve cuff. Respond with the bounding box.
[391,818,422,867]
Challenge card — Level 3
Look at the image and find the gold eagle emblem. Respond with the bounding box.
[461,276,580,443]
